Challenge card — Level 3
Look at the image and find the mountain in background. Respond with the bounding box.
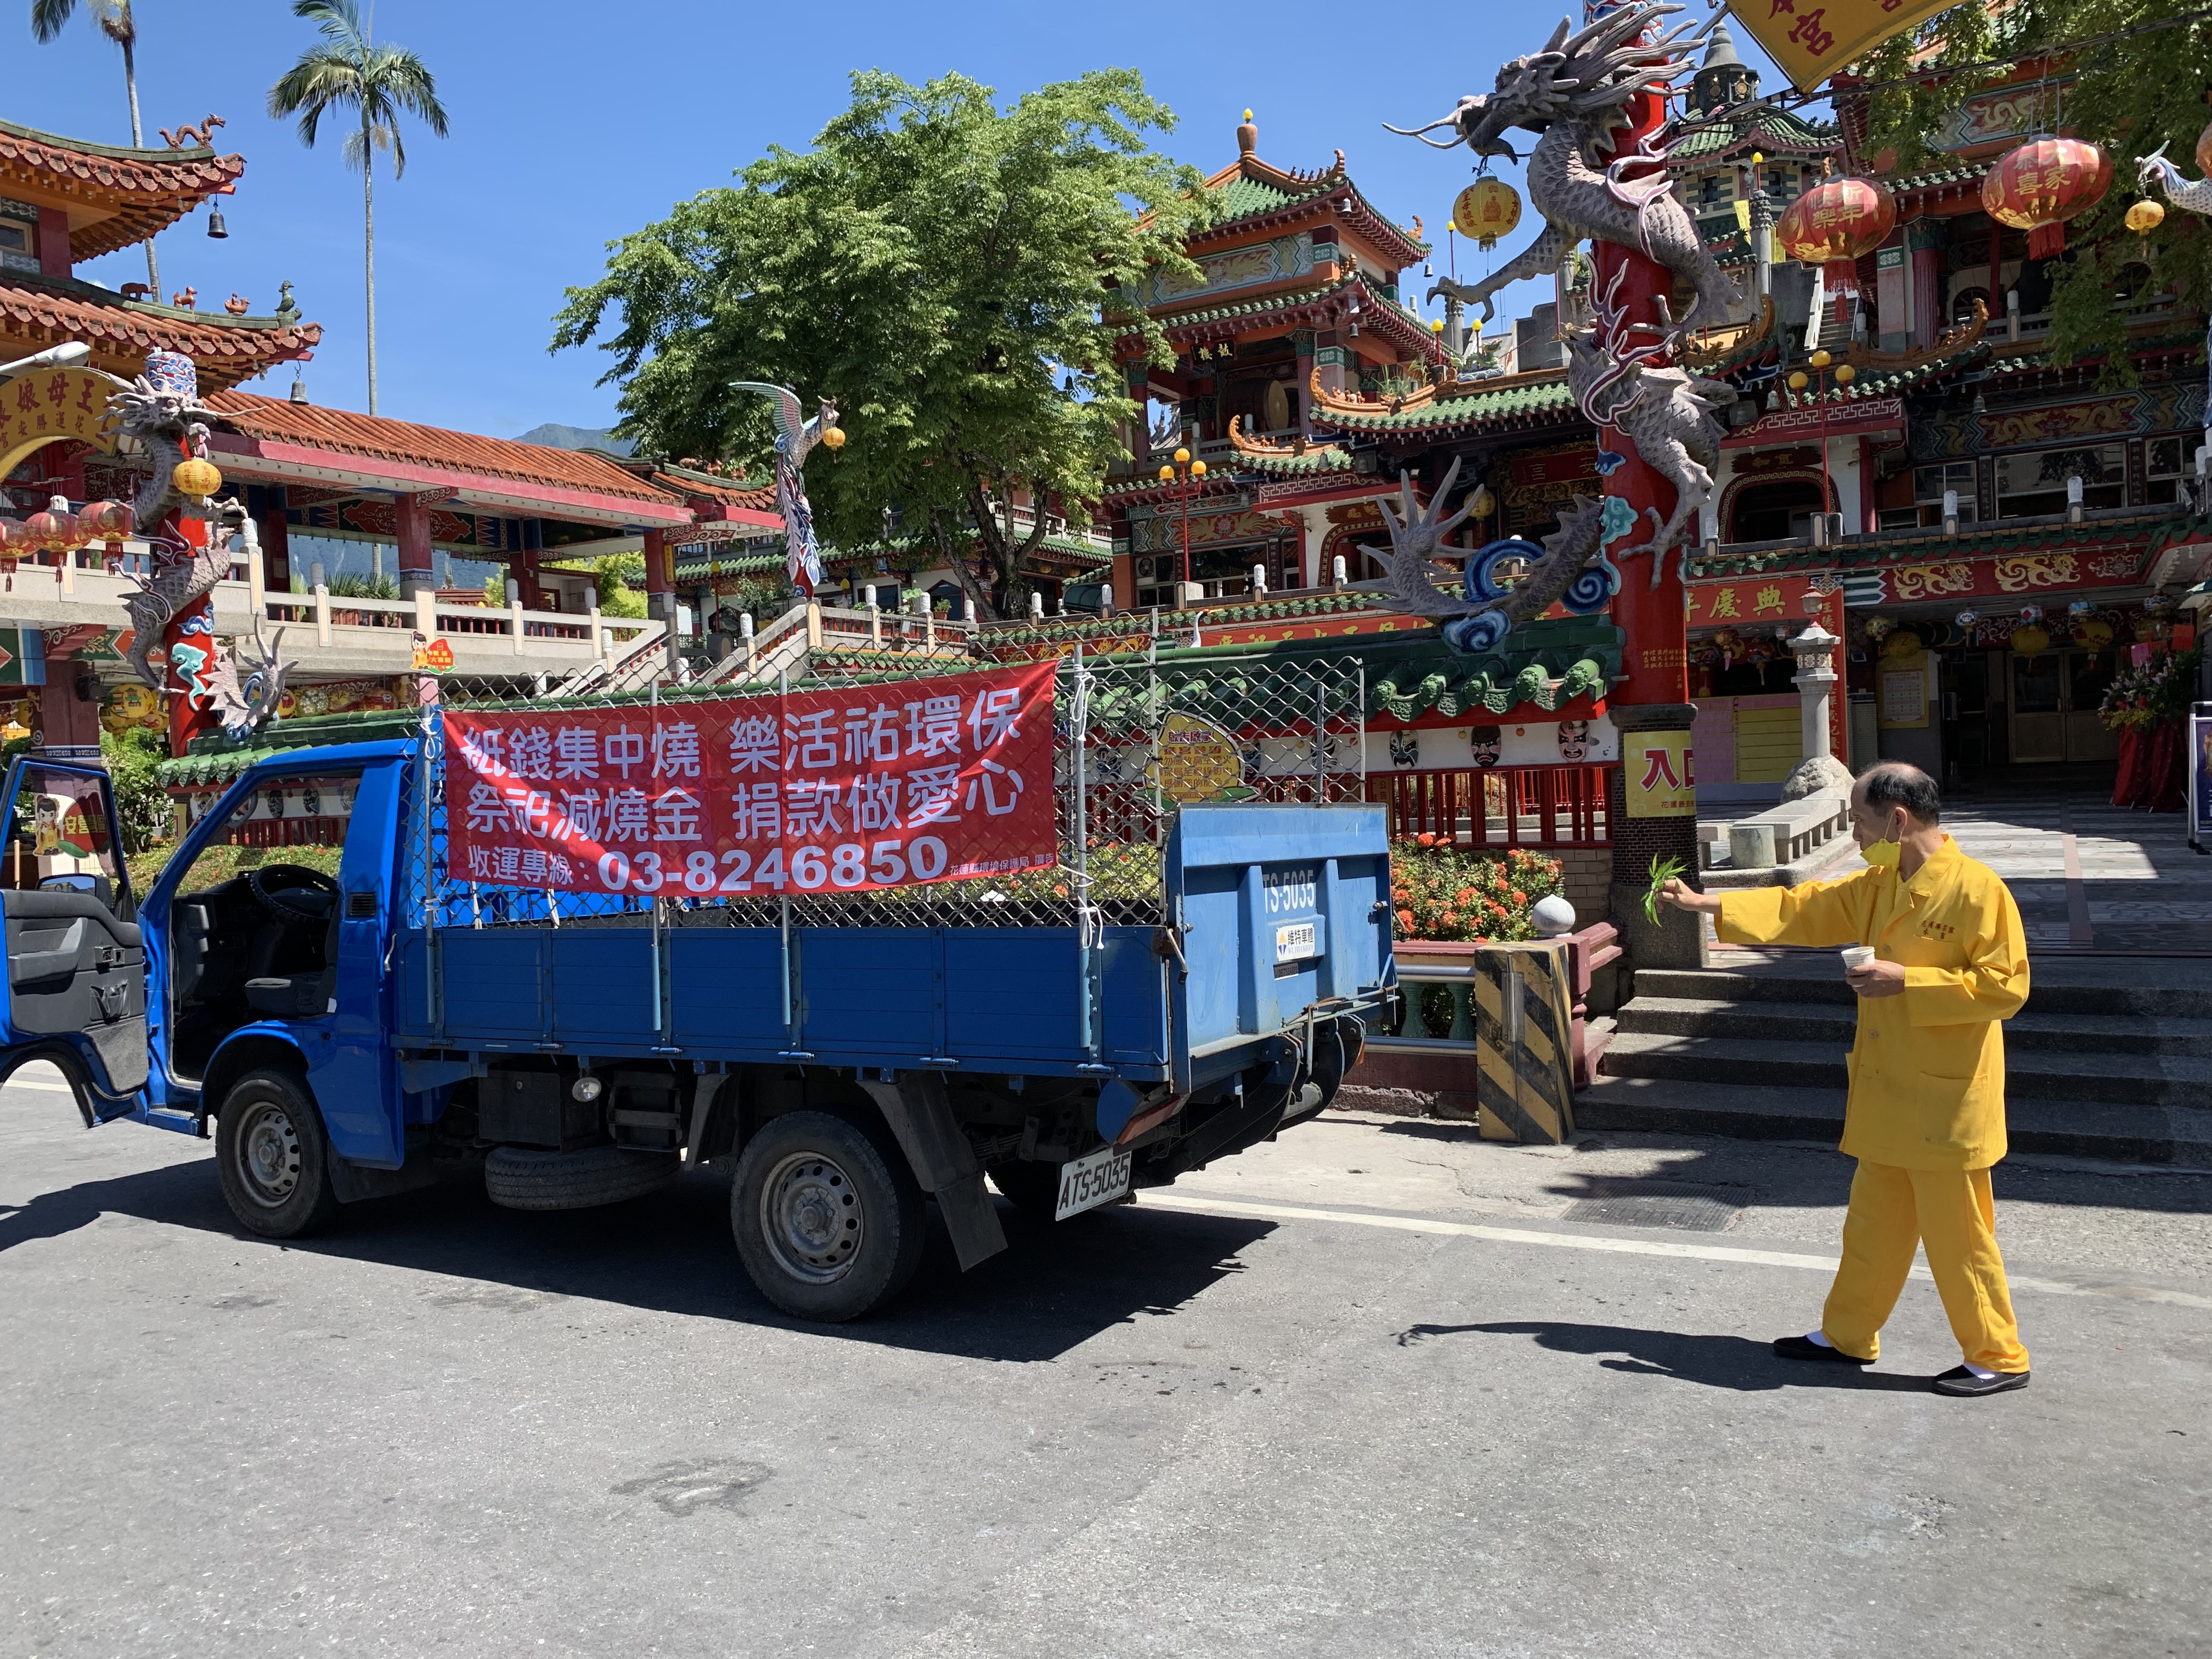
[514,423,635,455]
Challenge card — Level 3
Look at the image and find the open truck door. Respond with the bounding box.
[0,755,149,1120]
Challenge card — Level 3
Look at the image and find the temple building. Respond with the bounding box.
[1103,114,1449,610]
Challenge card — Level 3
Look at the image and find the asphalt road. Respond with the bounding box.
[4,1068,2208,1659]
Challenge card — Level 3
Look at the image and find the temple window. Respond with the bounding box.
[1882,461,1978,530]
[1995,443,2124,518]
[2147,436,2190,505]
[0,199,38,275]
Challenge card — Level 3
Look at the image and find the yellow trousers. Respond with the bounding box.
[1821,1160,2030,1373]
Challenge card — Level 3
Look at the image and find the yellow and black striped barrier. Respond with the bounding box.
[1469,940,1577,1144]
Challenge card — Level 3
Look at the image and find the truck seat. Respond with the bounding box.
[245,974,329,1017]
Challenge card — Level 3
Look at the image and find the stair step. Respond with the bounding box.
[1613,996,2212,1055]
[1599,1030,2212,1107]
[1637,959,2212,1018]
[1576,1075,2212,1167]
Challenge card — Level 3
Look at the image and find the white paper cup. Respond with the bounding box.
[1841,946,1876,973]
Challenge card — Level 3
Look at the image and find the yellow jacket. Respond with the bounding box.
[1714,836,2028,1169]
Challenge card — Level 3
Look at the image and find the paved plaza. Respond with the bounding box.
[5,1069,2208,1657]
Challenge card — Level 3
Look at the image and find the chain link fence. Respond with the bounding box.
[401,648,1366,936]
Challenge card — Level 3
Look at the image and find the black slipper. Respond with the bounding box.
[1773,1334,1872,1364]
[1931,1365,2030,1397]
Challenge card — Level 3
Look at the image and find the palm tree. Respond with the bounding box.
[267,0,447,415]
[30,0,160,292]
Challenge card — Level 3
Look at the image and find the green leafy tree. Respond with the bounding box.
[1852,0,2212,376]
[268,0,448,415]
[552,69,1211,619]
[100,725,173,854]
[30,0,159,291]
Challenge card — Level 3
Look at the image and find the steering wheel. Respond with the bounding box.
[246,864,339,927]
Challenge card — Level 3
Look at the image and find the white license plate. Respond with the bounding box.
[1275,920,1318,963]
[1055,1143,1133,1221]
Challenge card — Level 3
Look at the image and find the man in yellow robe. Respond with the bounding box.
[1662,763,2033,1397]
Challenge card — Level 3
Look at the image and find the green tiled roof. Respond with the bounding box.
[1215,172,1325,221]
[1886,163,1983,195]
[1311,374,1577,434]
[1234,445,1357,477]
[1670,105,1837,162]
[1145,277,1339,331]
[978,589,1390,653]
[1781,342,1991,405]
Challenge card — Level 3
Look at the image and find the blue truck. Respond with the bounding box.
[0,723,1390,1320]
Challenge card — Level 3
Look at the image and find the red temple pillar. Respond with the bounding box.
[642,528,676,668]
[259,495,292,594]
[396,492,435,595]
[1596,76,1702,966]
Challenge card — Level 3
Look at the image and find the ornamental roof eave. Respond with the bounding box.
[0,118,247,258]
[0,273,319,393]
[1173,148,1429,268]
[1127,270,1446,363]
[1307,364,1579,437]
[1685,506,2197,579]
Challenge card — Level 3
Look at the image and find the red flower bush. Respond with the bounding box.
[1387,841,1564,943]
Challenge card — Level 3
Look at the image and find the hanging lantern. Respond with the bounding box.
[2012,622,2052,655]
[1981,136,2113,261]
[78,499,133,546]
[23,495,81,555]
[172,456,223,500]
[2075,617,2114,653]
[1452,177,1522,251]
[1883,629,1923,660]
[1775,166,1896,325]
[819,426,846,450]
[2125,199,2165,237]
[1955,610,1980,631]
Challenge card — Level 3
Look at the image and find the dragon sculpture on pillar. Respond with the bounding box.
[1389,4,1740,336]
[108,373,290,740]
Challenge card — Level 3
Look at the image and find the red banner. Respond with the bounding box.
[443,662,1058,898]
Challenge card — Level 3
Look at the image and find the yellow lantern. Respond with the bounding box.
[1883,629,1923,660]
[2125,199,2165,236]
[172,456,222,499]
[1189,459,1207,477]
[1470,486,1496,519]
[1173,447,1190,465]
[1787,370,1809,391]
[2012,624,2051,656]
[1157,464,1175,483]
[819,425,846,450]
[2076,617,2114,651]
[1451,178,1522,251]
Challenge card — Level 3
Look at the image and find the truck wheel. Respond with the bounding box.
[216,1068,341,1240]
[731,1110,925,1322]
[483,1145,681,1211]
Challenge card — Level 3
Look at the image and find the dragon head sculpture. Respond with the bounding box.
[1385,4,1703,162]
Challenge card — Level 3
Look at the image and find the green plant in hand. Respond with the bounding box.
[1643,854,1689,926]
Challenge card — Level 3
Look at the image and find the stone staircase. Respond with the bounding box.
[1579,950,2212,1166]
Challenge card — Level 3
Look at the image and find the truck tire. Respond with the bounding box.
[484,1144,681,1211]
[731,1110,926,1322]
[215,1067,341,1240]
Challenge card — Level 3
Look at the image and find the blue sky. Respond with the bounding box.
[12,1,1788,443]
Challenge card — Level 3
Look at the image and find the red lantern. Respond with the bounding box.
[78,499,133,545]
[1981,136,2112,260]
[23,496,81,556]
[1776,170,1897,325]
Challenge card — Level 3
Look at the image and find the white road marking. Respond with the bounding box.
[3,1077,75,1094]
[1140,1193,2212,1312]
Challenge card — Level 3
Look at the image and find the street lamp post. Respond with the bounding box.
[1786,348,1857,540]
[1155,443,1208,606]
